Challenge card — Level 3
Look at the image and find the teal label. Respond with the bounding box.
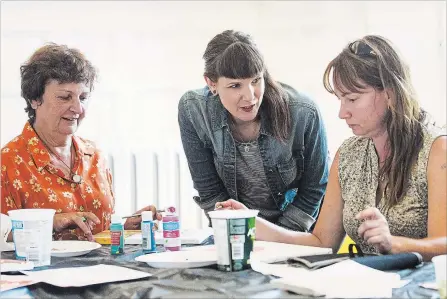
[110,224,124,255]
[12,220,23,230]
[163,222,180,231]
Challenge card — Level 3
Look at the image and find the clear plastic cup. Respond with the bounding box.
[8,209,55,267]
[432,254,447,299]
[208,209,259,272]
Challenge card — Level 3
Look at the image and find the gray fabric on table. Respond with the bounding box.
[0,241,440,298]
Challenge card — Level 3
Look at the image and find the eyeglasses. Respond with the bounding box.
[349,40,377,57]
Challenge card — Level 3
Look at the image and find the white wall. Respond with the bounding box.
[1,1,445,219]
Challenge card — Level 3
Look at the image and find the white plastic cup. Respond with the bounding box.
[208,209,258,272]
[8,209,55,267]
[432,254,447,299]
[1,213,12,241]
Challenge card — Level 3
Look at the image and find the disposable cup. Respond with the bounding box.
[432,254,447,299]
[1,213,12,241]
[208,209,258,271]
[8,209,55,267]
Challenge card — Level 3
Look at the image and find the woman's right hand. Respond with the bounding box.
[215,199,248,210]
[53,212,100,241]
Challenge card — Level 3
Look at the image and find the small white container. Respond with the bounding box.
[8,209,55,267]
[432,254,447,299]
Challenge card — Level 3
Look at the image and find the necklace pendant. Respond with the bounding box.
[72,174,82,184]
[244,145,250,152]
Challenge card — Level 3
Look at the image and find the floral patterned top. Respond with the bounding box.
[339,126,445,254]
[1,122,115,240]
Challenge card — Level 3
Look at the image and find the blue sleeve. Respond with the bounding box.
[178,95,230,213]
[277,105,329,231]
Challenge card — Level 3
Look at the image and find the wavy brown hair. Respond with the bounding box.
[203,30,290,141]
[323,35,426,209]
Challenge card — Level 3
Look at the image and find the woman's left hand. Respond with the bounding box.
[123,205,162,230]
[356,207,393,254]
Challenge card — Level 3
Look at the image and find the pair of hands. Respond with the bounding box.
[216,199,393,254]
[53,206,163,242]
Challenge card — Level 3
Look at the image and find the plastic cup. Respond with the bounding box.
[1,213,12,241]
[208,209,258,272]
[8,209,55,267]
[432,254,447,299]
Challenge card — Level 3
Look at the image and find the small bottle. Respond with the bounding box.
[162,206,181,251]
[141,211,157,253]
[110,214,124,255]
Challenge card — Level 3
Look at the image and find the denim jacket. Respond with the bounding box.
[178,83,329,231]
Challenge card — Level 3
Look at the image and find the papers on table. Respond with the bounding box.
[251,241,332,263]
[21,264,151,287]
[0,242,14,252]
[0,260,34,273]
[0,275,40,293]
[420,282,438,290]
[251,258,407,298]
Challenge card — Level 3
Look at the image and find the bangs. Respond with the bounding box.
[216,41,265,79]
[324,54,369,95]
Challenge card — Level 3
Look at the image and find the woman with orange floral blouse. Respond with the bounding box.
[1,43,161,241]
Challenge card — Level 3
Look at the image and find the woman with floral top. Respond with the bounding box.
[1,43,161,241]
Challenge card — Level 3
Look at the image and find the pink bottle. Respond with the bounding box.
[162,206,181,251]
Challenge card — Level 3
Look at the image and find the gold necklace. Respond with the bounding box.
[34,130,82,184]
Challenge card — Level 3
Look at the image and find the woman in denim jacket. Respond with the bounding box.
[178,30,329,232]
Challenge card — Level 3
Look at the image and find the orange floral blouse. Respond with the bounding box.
[1,122,114,240]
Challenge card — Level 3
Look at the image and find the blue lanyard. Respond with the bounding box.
[280,188,297,211]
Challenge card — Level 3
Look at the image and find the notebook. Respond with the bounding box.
[287,253,351,269]
[268,260,403,298]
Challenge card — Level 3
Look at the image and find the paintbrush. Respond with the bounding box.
[122,210,165,219]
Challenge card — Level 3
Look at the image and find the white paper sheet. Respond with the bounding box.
[252,258,404,298]
[251,241,332,263]
[0,275,40,293]
[22,264,151,287]
[420,282,438,290]
[1,260,34,273]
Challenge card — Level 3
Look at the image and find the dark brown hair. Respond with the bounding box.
[20,43,97,123]
[323,35,426,209]
[203,30,290,141]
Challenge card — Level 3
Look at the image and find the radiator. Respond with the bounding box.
[106,150,208,230]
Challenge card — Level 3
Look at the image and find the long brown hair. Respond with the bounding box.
[203,30,290,141]
[323,35,426,209]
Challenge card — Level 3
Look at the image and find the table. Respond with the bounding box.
[1,244,440,298]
